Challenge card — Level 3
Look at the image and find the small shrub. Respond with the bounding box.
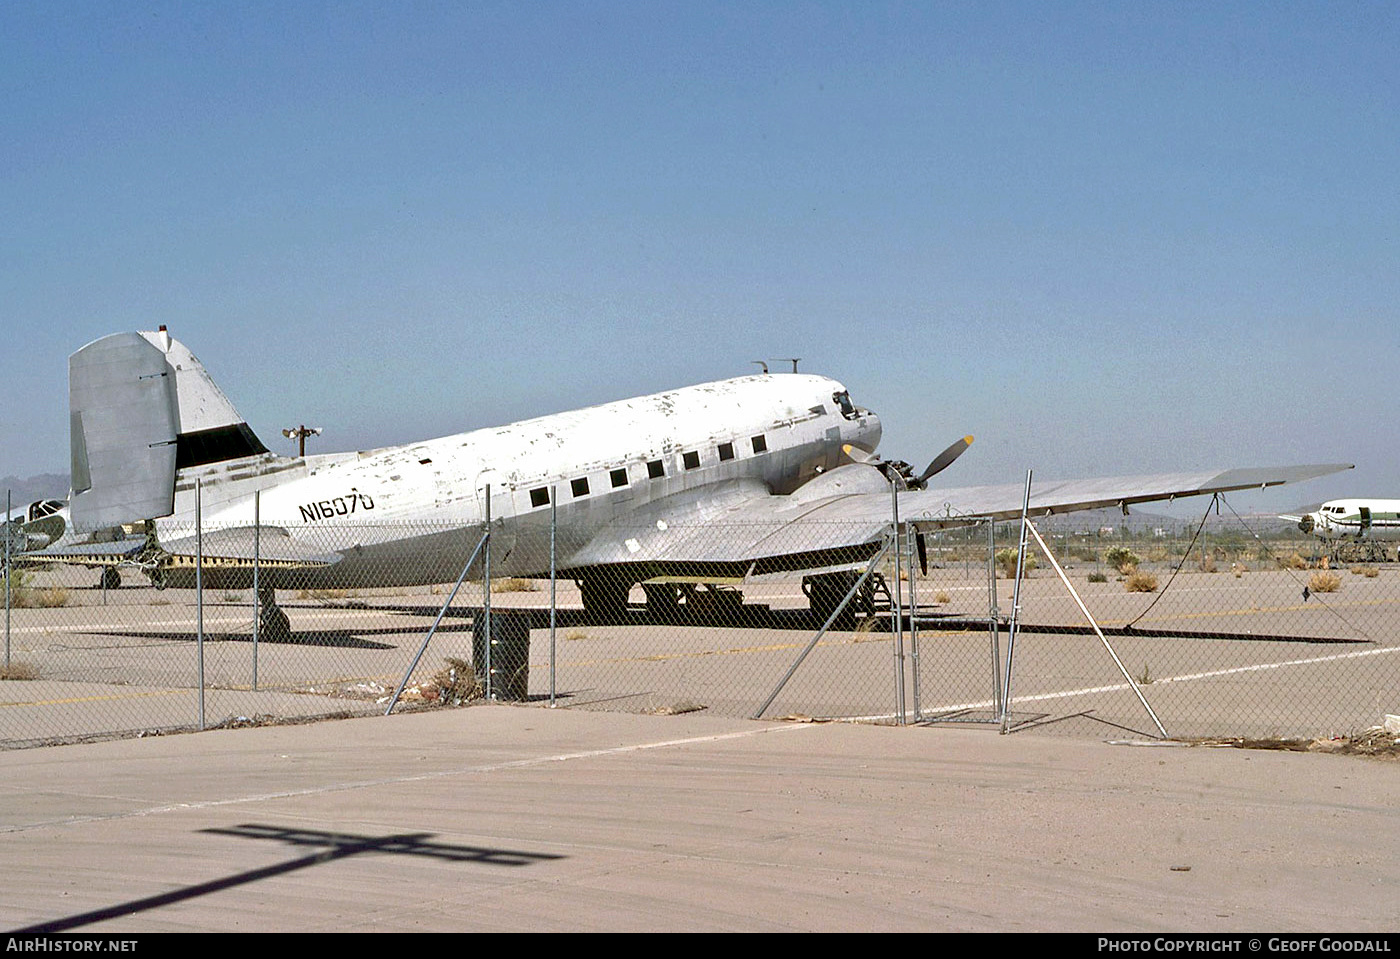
[27,587,69,608]
[1308,571,1341,593]
[1350,566,1379,578]
[1278,552,1308,571]
[1105,546,1141,575]
[431,657,482,705]
[1198,553,1217,573]
[1087,571,1108,583]
[491,577,537,593]
[0,661,39,680]
[934,591,951,604]
[3,580,70,608]
[994,548,1037,578]
[1125,571,1159,593]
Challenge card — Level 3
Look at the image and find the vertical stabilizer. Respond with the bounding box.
[69,333,180,532]
[138,330,268,469]
[68,329,270,532]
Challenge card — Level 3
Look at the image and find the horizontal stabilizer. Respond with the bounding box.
[15,527,340,572]
[157,527,342,570]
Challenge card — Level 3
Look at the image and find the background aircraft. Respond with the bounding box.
[16,328,1351,636]
[1282,500,1400,563]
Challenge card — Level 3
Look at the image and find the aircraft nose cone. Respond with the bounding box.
[861,410,883,451]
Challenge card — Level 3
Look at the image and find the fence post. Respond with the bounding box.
[252,489,260,691]
[907,522,921,723]
[1000,469,1032,733]
[483,484,492,700]
[549,486,557,707]
[5,489,10,670]
[196,479,205,731]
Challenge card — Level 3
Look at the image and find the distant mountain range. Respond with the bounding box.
[0,473,69,506]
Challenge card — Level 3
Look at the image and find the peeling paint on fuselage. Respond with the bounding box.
[161,374,881,585]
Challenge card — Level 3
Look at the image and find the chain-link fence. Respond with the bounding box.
[4,506,1398,748]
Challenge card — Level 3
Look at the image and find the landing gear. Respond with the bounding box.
[642,582,682,623]
[257,584,291,642]
[99,567,122,591]
[804,570,859,631]
[578,574,632,622]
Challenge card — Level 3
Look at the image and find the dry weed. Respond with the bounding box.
[0,661,39,680]
[1125,571,1159,593]
[491,577,538,593]
[1308,571,1341,593]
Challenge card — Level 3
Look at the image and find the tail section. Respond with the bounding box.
[69,327,267,533]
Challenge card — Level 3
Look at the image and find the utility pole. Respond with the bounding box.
[282,425,322,457]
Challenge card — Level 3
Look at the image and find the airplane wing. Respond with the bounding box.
[562,463,1353,575]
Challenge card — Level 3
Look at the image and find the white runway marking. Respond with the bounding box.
[0,722,812,835]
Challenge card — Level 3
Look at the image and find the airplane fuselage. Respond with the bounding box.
[165,374,882,585]
[1295,499,1400,542]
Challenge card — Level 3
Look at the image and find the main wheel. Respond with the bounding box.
[259,604,291,642]
[579,575,631,622]
[100,567,122,591]
[803,571,858,631]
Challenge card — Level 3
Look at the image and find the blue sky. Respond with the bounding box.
[2,1,1396,514]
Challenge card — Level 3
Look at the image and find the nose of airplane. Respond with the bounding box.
[859,409,882,450]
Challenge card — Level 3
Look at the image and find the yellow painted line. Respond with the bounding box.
[543,627,982,670]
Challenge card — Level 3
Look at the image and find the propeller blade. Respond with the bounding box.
[916,435,974,485]
[916,532,928,575]
[842,444,881,466]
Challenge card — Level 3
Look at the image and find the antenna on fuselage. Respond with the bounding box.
[752,361,769,374]
[776,358,801,373]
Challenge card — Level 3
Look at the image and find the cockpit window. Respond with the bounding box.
[832,390,857,420]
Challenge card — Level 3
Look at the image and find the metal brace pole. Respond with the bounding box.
[384,530,490,715]
[1024,519,1168,738]
[753,539,893,720]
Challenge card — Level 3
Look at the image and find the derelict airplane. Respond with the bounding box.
[14,328,1351,637]
[1282,500,1400,559]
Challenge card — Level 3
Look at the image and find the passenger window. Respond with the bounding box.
[571,477,589,497]
[683,451,700,470]
[611,468,628,488]
[752,435,767,454]
[648,459,665,479]
[529,487,550,508]
[718,442,734,461]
